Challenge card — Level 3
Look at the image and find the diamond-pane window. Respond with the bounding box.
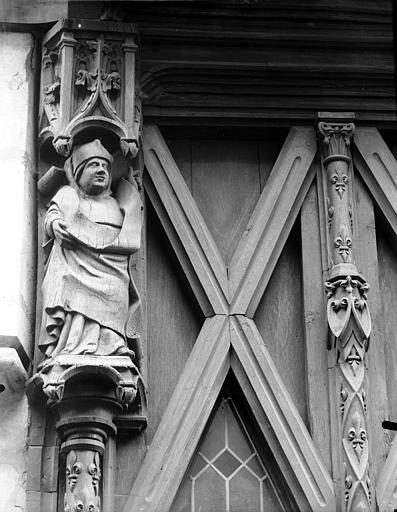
[172,396,287,512]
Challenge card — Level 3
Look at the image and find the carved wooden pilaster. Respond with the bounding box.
[40,19,141,158]
[30,18,146,510]
[318,117,372,511]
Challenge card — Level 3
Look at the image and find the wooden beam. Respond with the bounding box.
[300,179,332,473]
[377,435,397,512]
[354,128,397,240]
[229,126,316,316]
[230,315,335,511]
[122,315,230,512]
[143,125,229,315]
[144,175,213,317]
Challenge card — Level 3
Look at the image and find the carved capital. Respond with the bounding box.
[318,121,355,162]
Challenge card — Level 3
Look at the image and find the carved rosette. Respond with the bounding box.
[40,19,140,158]
[318,120,372,511]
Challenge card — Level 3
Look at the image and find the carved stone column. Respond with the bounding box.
[317,116,372,511]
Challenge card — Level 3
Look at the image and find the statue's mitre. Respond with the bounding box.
[72,139,113,178]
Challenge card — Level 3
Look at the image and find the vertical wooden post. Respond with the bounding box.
[317,114,373,511]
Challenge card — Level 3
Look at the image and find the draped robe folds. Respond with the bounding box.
[39,178,143,359]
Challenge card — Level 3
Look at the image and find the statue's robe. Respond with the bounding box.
[39,178,142,358]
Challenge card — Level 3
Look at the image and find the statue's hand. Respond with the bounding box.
[52,219,74,248]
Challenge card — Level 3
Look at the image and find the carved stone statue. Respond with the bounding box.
[38,139,142,362]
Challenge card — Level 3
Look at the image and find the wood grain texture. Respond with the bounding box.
[354,173,389,481]
[377,228,397,426]
[229,126,316,316]
[300,180,332,473]
[115,434,147,498]
[122,316,230,512]
[143,125,229,313]
[127,1,395,124]
[230,315,335,511]
[190,139,260,265]
[254,222,308,427]
[354,128,397,240]
[146,201,203,442]
[103,436,116,512]
[375,228,397,512]
[377,437,397,511]
[144,174,212,317]
[164,129,285,265]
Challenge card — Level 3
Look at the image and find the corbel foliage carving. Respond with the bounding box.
[40,19,141,158]
[318,119,372,512]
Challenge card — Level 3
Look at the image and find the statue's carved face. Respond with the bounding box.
[78,157,110,195]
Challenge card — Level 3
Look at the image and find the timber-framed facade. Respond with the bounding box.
[0,1,396,511]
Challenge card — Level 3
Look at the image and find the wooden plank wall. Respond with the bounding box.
[254,223,308,428]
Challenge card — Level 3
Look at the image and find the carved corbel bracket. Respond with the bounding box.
[27,354,146,412]
[27,355,147,512]
[40,18,141,159]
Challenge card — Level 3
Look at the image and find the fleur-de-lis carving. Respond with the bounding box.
[66,451,82,492]
[64,450,101,512]
[88,452,101,495]
[334,225,352,262]
[347,412,367,460]
[330,167,349,198]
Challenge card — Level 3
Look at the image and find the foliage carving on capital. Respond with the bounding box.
[318,122,355,160]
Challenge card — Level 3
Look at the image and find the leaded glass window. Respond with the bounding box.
[172,395,288,512]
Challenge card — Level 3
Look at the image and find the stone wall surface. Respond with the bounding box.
[0,0,67,24]
[0,32,34,512]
